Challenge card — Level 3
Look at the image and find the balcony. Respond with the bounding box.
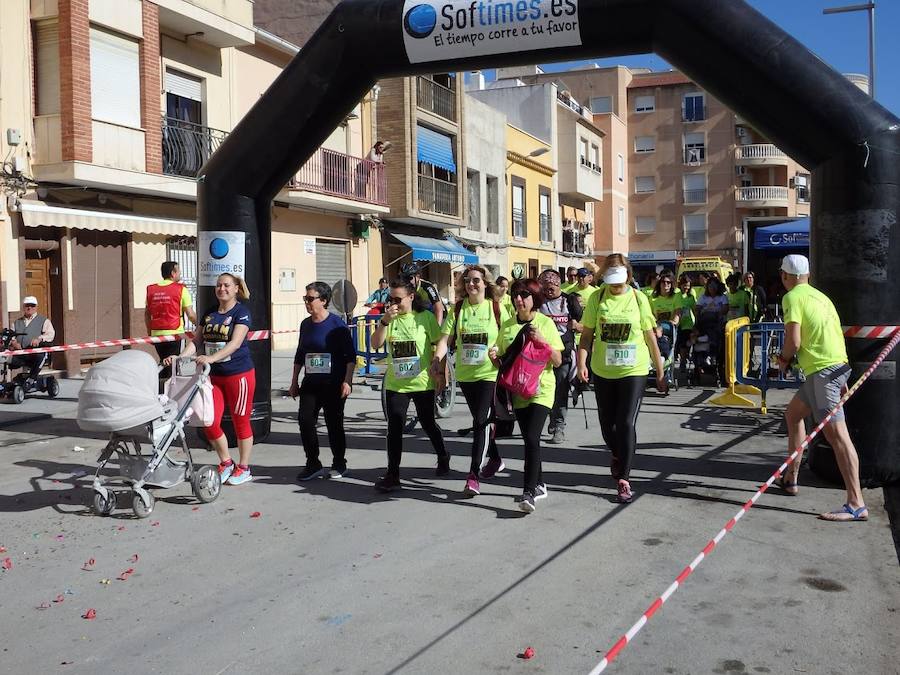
[539,214,552,242]
[683,146,706,164]
[735,186,790,208]
[512,208,526,238]
[417,77,457,122]
[418,174,458,216]
[162,117,227,178]
[557,90,585,116]
[735,143,789,167]
[290,148,388,206]
[562,228,587,255]
[683,189,708,204]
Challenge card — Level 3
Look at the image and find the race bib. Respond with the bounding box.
[305,353,331,374]
[206,341,231,362]
[393,356,421,379]
[460,332,488,366]
[606,344,637,367]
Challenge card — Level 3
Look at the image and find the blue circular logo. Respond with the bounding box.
[209,238,229,260]
[404,4,437,39]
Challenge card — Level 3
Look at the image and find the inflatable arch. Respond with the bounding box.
[196,0,899,486]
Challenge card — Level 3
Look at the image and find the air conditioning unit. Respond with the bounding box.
[735,166,747,176]
[736,127,748,138]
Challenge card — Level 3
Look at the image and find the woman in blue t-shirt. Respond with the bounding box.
[167,273,255,485]
[290,282,357,482]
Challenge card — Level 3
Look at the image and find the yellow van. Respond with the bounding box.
[675,257,734,283]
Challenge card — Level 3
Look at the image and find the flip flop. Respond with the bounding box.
[776,474,799,496]
[819,504,869,522]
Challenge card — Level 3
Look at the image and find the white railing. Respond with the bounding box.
[736,186,789,202]
[735,144,787,161]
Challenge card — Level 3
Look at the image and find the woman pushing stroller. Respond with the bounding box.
[165,272,256,486]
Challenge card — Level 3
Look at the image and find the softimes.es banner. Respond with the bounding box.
[403,0,581,64]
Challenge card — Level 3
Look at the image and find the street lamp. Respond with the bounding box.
[823,2,875,99]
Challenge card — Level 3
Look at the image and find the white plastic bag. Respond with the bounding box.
[164,367,214,428]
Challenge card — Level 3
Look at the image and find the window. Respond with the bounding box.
[617,207,626,236]
[617,154,625,182]
[34,21,60,115]
[590,144,600,171]
[682,93,706,122]
[683,214,708,248]
[511,177,526,238]
[417,125,458,216]
[795,173,810,203]
[635,216,656,234]
[634,176,656,194]
[683,132,706,164]
[539,187,552,242]
[486,175,499,233]
[90,27,140,128]
[165,69,203,124]
[467,170,481,231]
[634,95,655,113]
[579,138,589,167]
[683,173,707,204]
[634,136,655,153]
[590,96,612,114]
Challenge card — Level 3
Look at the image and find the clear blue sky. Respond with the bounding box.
[482,0,899,117]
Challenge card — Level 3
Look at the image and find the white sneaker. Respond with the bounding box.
[534,483,548,501]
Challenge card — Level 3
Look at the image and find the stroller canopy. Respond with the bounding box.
[77,350,165,432]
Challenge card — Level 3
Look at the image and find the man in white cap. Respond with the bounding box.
[9,296,56,383]
[776,254,868,521]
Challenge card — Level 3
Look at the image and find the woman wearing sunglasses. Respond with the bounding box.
[489,278,563,513]
[432,264,509,497]
[577,255,665,504]
[292,282,357,482]
[371,277,449,492]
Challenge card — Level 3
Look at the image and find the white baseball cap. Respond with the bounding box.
[23,296,38,306]
[603,266,629,285]
[780,254,810,276]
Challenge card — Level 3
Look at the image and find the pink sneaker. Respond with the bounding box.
[463,473,480,497]
[617,481,633,504]
[479,457,505,479]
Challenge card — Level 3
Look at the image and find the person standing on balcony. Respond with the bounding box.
[356,140,388,199]
[775,255,867,522]
[146,261,197,384]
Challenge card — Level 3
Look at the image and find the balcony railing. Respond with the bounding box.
[736,186,790,203]
[735,144,787,161]
[418,174,458,216]
[562,228,587,255]
[512,208,526,238]
[291,148,388,205]
[161,116,227,178]
[682,106,707,122]
[417,77,457,122]
[683,146,706,164]
[557,91,585,116]
[683,188,708,204]
[539,214,552,242]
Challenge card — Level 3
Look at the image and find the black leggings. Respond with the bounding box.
[459,380,501,475]
[298,384,347,469]
[593,375,645,481]
[549,362,570,428]
[385,389,446,476]
[514,404,550,492]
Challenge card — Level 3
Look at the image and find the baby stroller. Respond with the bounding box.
[77,351,221,518]
[648,320,678,391]
[689,311,724,386]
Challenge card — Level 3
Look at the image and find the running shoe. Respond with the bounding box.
[617,481,633,504]
[516,490,536,513]
[328,464,348,479]
[463,473,480,496]
[435,453,451,477]
[227,466,252,485]
[296,464,326,482]
[374,473,401,493]
[479,457,505,479]
[549,427,565,445]
[218,461,234,483]
[534,483,548,501]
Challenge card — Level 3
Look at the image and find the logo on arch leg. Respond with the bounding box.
[404,4,437,39]
[209,238,230,260]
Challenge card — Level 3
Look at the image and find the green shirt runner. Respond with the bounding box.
[782,283,848,375]
[441,298,511,382]
[582,287,656,379]
[384,311,442,393]
[496,311,564,410]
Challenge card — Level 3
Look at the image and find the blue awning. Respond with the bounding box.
[416,126,457,173]
[393,233,477,266]
[754,218,810,250]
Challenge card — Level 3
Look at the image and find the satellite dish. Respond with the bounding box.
[331,279,358,317]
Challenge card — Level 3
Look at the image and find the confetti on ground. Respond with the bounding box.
[521,647,535,660]
[372,553,383,559]
[55,535,65,541]
[0,546,6,553]
[82,609,96,620]
[99,579,111,585]
[128,554,139,563]
[117,568,135,581]
[250,512,261,518]
[54,595,65,603]
[65,589,75,595]
[72,446,85,453]
[150,522,160,527]
[192,506,200,511]
[116,526,126,532]
[2,558,12,570]
[82,558,95,571]
[36,602,51,610]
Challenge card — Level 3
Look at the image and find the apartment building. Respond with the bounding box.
[499,64,811,276]
[0,0,386,369]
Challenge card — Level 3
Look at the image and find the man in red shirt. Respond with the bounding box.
[145,261,197,381]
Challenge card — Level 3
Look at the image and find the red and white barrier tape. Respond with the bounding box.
[588,327,900,675]
[842,325,899,339]
[0,329,302,358]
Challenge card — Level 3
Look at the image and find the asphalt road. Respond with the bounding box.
[0,358,897,675]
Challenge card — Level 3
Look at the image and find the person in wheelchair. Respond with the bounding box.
[649,271,681,361]
[691,278,729,386]
[8,296,55,387]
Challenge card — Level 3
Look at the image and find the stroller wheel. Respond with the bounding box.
[192,465,222,504]
[132,491,155,519]
[93,490,117,516]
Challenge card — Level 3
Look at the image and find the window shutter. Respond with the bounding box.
[35,21,60,115]
[90,27,140,128]
[165,69,203,102]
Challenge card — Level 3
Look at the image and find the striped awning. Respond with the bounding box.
[18,200,196,236]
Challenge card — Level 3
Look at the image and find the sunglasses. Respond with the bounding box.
[302,295,321,303]
[388,295,406,304]
[512,290,532,300]
[24,304,37,308]
[464,277,483,285]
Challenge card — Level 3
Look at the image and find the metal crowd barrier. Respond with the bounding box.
[348,314,387,375]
